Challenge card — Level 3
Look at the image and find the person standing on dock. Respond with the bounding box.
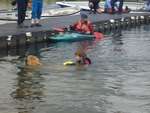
[31,0,43,27]
[111,0,124,13]
[11,0,29,28]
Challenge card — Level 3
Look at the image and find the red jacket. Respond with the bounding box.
[73,20,94,34]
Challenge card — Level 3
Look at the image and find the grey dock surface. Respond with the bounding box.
[0,12,150,37]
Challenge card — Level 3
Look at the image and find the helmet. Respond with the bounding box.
[81,14,88,20]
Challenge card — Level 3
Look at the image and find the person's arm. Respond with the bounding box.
[89,22,94,34]
[70,21,78,30]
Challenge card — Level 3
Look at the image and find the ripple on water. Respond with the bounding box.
[0,26,150,113]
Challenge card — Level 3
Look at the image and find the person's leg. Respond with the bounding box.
[95,2,103,14]
[17,0,28,27]
[104,0,108,12]
[37,0,43,21]
[17,1,22,25]
[88,2,94,13]
[93,3,99,13]
[118,0,123,13]
[111,0,117,13]
[35,0,43,26]
[104,0,112,13]
[21,0,28,23]
[94,5,97,13]
[17,0,26,25]
[31,0,38,26]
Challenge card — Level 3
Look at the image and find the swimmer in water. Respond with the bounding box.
[64,51,91,66]
[26,55,42,66]
[75,51,91,65]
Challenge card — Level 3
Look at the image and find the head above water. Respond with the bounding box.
[81,14,88,22]
[26,55,42,66]
[75,50,91,65]
[75,50,86,58]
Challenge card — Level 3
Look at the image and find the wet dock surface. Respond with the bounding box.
[0,11,150,37]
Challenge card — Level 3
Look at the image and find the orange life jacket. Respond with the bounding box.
[74,20,93,33]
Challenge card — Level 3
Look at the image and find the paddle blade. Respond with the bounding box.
[64,61,75,66]
[93,32,104,39]
[53,27,65,32]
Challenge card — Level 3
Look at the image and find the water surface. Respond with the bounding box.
[0,25,150,113]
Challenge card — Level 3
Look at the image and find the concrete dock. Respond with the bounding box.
[0,12,150,37]
[0,11,150,49]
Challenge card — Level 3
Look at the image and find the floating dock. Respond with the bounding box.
[0,11,150,50]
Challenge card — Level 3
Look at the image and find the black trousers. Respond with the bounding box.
[111,0,123,12]
[17,0,28,25]
[89,2,99,13]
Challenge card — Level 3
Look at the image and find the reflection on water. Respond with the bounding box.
[11,65,45,113]
[0,25,150,113]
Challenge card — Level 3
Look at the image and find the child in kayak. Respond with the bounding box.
[70,14,94,34]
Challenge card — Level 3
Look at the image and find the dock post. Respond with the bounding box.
[107,21,111,32]
[115,20,121,30]
[122,18,127,30]
[118,19,122,30]
[144,15,148,24]
[135,16,140,26]
[31,31,44,43]
[138,16,142,26]
[140,16,145,24]
[131,16,136,27]
[120,18,124,29]
[110,19,115,31]
[148,16,150,24]
[44,30,52,41]
[99,23,105,33]
[128,17,132,28]
[114,20,118,30]
[104,22,108,33]
[0,36,8,49]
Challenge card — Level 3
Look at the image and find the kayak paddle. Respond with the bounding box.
[93,32,104,39]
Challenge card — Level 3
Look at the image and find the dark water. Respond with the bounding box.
[0,25,150,113]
